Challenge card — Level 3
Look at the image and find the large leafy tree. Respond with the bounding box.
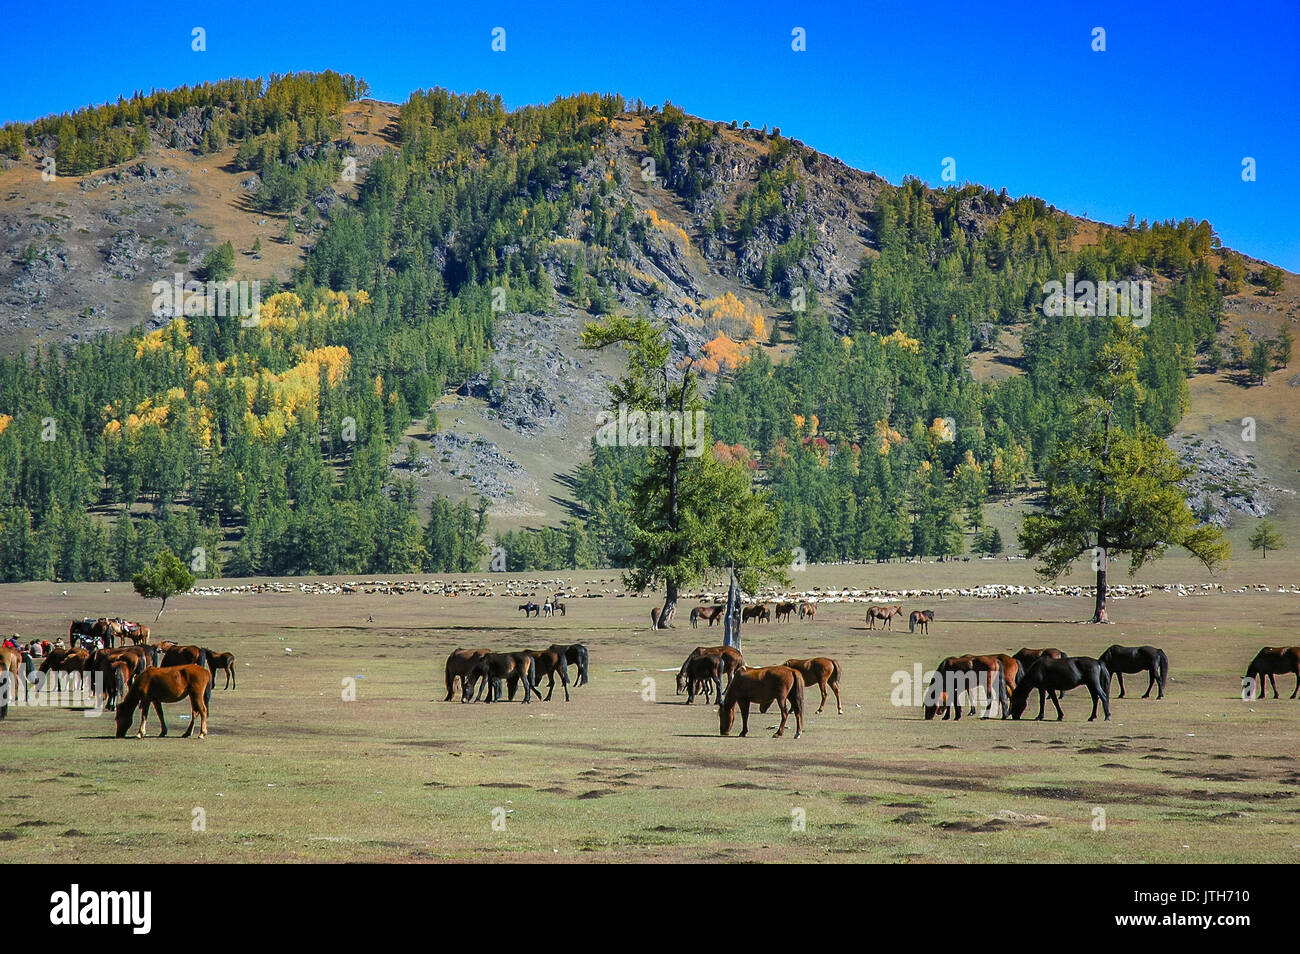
[1020,317,1229,621]
[582,315,788,630]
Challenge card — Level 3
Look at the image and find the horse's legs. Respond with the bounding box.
[738,701,751,737]
[713,673,722,707]
[154,700,168,736]
[1143,668,1155,698]
[1115,672,1126,699]
[1270,674,1279,699]
[183,697,196,738]
[1050,690,1065,721]
[816,680,827,714]
[559,666,570,703]
[196,692,208,738]
[774,698,789,737]
[1035,690,1046,720]
[831,679,843,715]
[1292,671,1299,700]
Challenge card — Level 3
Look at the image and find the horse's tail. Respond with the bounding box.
[790,671,805,716]
[197,647,210,672]
[1097,661,1111,697]
[1158,650,1169,689]
[909,612,916,633]
[577,645,589,683]
[202,666,213,710]
[831,658,842,687]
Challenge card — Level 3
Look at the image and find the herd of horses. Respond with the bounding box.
[922,644,1170,723]
[0,621,237,740]
[443,643,589,703]
[675,645,844,739]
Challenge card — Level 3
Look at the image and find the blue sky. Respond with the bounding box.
[3,0,1297,269]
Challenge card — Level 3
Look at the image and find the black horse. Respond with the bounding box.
[1243,647,1300,700]
[547,643,589,687]
[518,602,540,619]
[1011,657,1111,721]
[1098,644,1168,699]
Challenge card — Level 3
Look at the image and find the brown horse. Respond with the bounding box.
[741,604,770,624]
[112,620,151,645]
[207,651,237,690]
[524,647,571,702]
[471,652,536,704]
[444,648,491,702]
[1244,647,1300,700]
[719,666,805,738]
[866,605,903,630]
[649,607,662,630]
[0,646,33,717]
[689,605,724,628]
[679,646,745,691]
[798,602,816,622]
[39,647,90,692]
[923,655,1009,720]
[783,657,843,714]
[115,664,212,738]
[677,652,725,704]
[774,602,798,623]
[161,645,208,669]
[156,640,179,653]
[908,609,934,634]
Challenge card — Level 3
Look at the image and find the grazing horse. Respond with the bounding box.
[161,645,208,669]
[798,603,816,622]
[679,646,745,692]
[547,643,589,687]
[923,655,1009,720]
[444,649,491,702]
[1011,657,1111,722]
[1244,647,1300,700]
[86,651,136,711]
[783,657,843,714]
[865,605,903,630]
[1098,644,1168,699]
[519,602,540,618]
[719,666,805,738]
[649,607,662,630]
[677,652,724,705]
[689,605,724,628]
[741,604,770,624]
[472,653,536,704]
[207,651,237,690]
[524,647,571,702]
[115,664,212,739]
[774,602,798,623]
[908,610,934,634]
[39,647,90,692]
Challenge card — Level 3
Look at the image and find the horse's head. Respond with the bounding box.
[922,670,944,720]
[1009,675,1032,720]
[676,666,689,695]
[718,697,735,735]
[114,689,137,737]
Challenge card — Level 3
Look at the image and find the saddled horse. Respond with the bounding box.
[1244,647,1300,700]
[115,664,212,738]
[741,604,770,624]
[689,605,724,628]
[524,647,571,702]
[783,657,844,714]
[1011,656,1111,722]
[923,655,1009,720]
[70,618,113,648]
[110,620,151,645]
[519,602,540,618]
[1098,644,1168,699]
[207,650,237,690]
[908,609,934,634]
[444,648,491,702]
[798,602,816,622]
[866,605,903,630]
[547,643,589,687]
[719,666,805,738]
[774,602,798,623]
[678,652,724,705]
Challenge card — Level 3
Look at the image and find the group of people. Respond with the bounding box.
[3,635,51,658]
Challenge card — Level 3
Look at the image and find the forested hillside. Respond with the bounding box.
[0,77,1290,581]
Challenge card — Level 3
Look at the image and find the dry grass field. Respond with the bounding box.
[3,552,1299,864]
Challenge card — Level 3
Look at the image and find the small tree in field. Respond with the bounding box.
[1249,519,1284,558]
[132,549,196,620]
[1020,317,1229,621]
